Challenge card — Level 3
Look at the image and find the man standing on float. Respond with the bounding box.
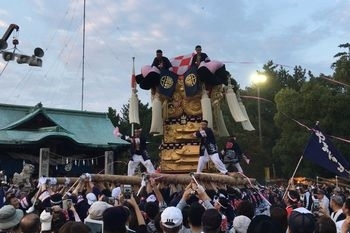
[127,128,155,176]
[194,120,228,174]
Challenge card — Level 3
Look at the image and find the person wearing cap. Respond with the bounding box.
[40,208,53,233]
[127,128,155,176]
[0,205,23,233]
[193,120,228,174]
[230,215,251,233]
[160,206,183,233]
[151,49,172,70]
[86,192,97,206]
[86,200,113,221]
[191,45,210,67]
[288,207,315,233]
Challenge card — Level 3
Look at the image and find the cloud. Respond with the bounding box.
[0,0,349,114]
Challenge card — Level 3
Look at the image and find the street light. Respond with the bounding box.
[251,72,267,144]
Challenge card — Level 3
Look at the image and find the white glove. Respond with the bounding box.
[85,173,92,181]
[64,177,70,186]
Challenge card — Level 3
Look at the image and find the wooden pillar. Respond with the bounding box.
[39,148,50,177]
[104,151,114,174]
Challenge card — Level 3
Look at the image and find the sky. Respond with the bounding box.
[0,0,349,114]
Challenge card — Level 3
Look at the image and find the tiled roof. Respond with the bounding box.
[0,102,129,149]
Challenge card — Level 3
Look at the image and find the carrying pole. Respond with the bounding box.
[283,155,303,199]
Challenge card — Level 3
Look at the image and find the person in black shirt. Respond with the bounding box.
[221,136,249,173]
[151,49,172,70]
[127,128,155,176]
[193,120,228,174]
[191,45,210,67]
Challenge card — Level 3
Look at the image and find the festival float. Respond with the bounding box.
[125,51,257,189]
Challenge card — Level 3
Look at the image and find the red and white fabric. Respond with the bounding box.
[170,53,194,75]
[141,65,160,77]
[198,60,224,73]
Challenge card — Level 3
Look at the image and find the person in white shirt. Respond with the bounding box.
[330,195,346,223]
[312,189,330,217]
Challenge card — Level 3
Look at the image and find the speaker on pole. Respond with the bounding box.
[34,47,44,57]
[17,54,31,64]
[2,51,15,61]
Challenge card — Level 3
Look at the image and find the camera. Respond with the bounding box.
[190,190,198,195]
[313,200,320,211]
[108,197,115,205]
[66,199,72,208]
[123,184,132,199]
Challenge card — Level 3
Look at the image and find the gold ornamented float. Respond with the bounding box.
[133,53,255,174]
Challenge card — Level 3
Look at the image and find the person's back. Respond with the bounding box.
[58,221,92,233]
[201,208,222,233]
[144,201,160,233]
[247,215,276,233]
[314,215,336,233]
[235,200,255,220]
[103,206,130,233]
[20,213,40,233]
[288,207,315,233]
[269,206,287,232]
[188,202,205,233]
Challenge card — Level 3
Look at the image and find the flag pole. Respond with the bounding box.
[283,120,317,199]
[129,56,139,137]
[336,175,338,187]
[282,154,304,199]
[131,57,135,137]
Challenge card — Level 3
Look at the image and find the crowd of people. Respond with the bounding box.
[1,171,350,233]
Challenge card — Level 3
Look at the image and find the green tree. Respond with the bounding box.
[331,43,350,84]
[237,61,308,180]
[273,79,350,178]
[107,107,120,127]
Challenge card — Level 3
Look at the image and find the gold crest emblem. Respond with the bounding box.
[185,74,197,87]
[160,75,174,89]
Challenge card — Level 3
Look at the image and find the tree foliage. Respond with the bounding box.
[331,43,350,84]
